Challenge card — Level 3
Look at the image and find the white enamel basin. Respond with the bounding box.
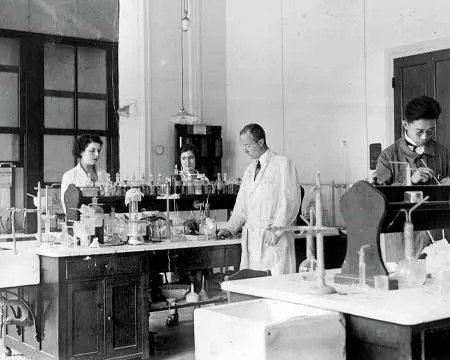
[195,299,345,360]
[0,248,40,289]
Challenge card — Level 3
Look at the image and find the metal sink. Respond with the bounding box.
[0,248,40,289]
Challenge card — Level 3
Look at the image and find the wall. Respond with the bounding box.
[224,0,366,184]
[365,0,450,148]
[0,0,118,40]
[119,0,450,185]
[119,0,226,179]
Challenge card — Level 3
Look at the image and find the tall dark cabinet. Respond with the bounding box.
[175,124,222,180]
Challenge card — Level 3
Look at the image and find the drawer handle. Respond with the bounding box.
[107,316,113,321]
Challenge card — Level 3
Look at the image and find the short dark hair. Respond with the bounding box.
[240,123,266,143]
[405,96,441,123]
[179,143,198,159]
[73,134,103,158]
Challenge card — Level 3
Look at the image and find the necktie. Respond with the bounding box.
[405,138,424,155]
[254,160,261,180]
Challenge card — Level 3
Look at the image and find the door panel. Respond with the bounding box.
[67,280,104,360]
[393,54,433,139]
[105,276,143,358]
[434,53,450,153]
[393,49,450,147]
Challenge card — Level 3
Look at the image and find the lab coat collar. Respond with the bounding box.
[399,137,436,159]
[249,149,273,194]
[74,163,96,184]
[257,148,270,167]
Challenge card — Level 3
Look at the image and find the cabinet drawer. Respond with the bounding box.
[66,255,143,280]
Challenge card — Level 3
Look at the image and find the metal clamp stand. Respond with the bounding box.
[270,172,337,295]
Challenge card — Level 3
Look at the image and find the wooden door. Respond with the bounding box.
[67,280,105,360]
[104,276,144,358]
[393,49,450,153]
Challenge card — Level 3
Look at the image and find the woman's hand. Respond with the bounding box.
[217,228,232,239]
[411,167,435,184]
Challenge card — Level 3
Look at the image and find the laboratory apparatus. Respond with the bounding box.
[393,197,429,288]
[125,188,146,245]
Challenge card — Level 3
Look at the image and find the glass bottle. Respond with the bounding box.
[140,173,148,195]
[222,172,228,194]
[114,173,122,196]
[185,175,194,195]
[90,196,105,244]
[394,219,427,288]
[172,165,182,194]
[194,176,203,195]
[156,173,163,196]
[216,173,224,195]
[103,173,111,196]
[149,174,156,196]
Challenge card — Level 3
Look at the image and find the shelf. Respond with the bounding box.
[150,292,227,312]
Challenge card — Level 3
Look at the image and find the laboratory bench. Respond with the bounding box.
[221,271,450,360]
[1,238,241,360]
[0,229,348,360]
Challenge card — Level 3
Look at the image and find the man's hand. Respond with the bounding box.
[263,229,280,246]
[411,167,435,184]
[217,228,232,239]
[440,177,450,185]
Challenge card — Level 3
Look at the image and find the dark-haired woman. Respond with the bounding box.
[179,143,200,181]
[61,134,108,212]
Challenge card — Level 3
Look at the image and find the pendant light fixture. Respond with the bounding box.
[171,0,198,124]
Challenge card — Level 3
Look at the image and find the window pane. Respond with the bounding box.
[78,99,106,130]
[44,135,74,183]
[0,134,20,161]
[0,72,19,127]
[0,37,18,66]
[44,43,75,91]
[44,96,74,128]
[78,47,106,94]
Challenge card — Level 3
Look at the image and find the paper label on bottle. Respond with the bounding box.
[193,124,207,135]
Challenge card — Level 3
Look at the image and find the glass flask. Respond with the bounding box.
[394,220,427,288]
[298,232,317,281]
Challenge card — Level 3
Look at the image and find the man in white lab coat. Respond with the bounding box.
[218,124,301,275]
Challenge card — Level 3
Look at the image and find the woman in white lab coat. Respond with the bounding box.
[61,134,108,213]
[218,124,301,275]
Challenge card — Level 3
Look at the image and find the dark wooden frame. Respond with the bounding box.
[0,29,119,232]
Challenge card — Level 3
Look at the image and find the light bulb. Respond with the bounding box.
[181,16,191,32]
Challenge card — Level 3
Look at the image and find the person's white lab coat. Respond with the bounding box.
[61,163,108,213]
[225,149,301,275]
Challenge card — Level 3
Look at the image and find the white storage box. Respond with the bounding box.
[194,299,345,360]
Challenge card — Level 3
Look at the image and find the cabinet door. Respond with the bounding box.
[67,280,105,360]
[104,276,144,358]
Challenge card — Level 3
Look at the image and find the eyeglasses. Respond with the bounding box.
[240,142,259,150]
[415,128,435,137]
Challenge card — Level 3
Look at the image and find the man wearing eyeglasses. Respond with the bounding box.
[375,95,450,185]
[218,123,301,275]
[375,96,450,262]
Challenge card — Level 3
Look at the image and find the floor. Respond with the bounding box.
[0,307,196,360]
[150,307,196,360]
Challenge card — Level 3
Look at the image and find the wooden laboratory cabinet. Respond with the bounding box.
[4,253,149,360]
